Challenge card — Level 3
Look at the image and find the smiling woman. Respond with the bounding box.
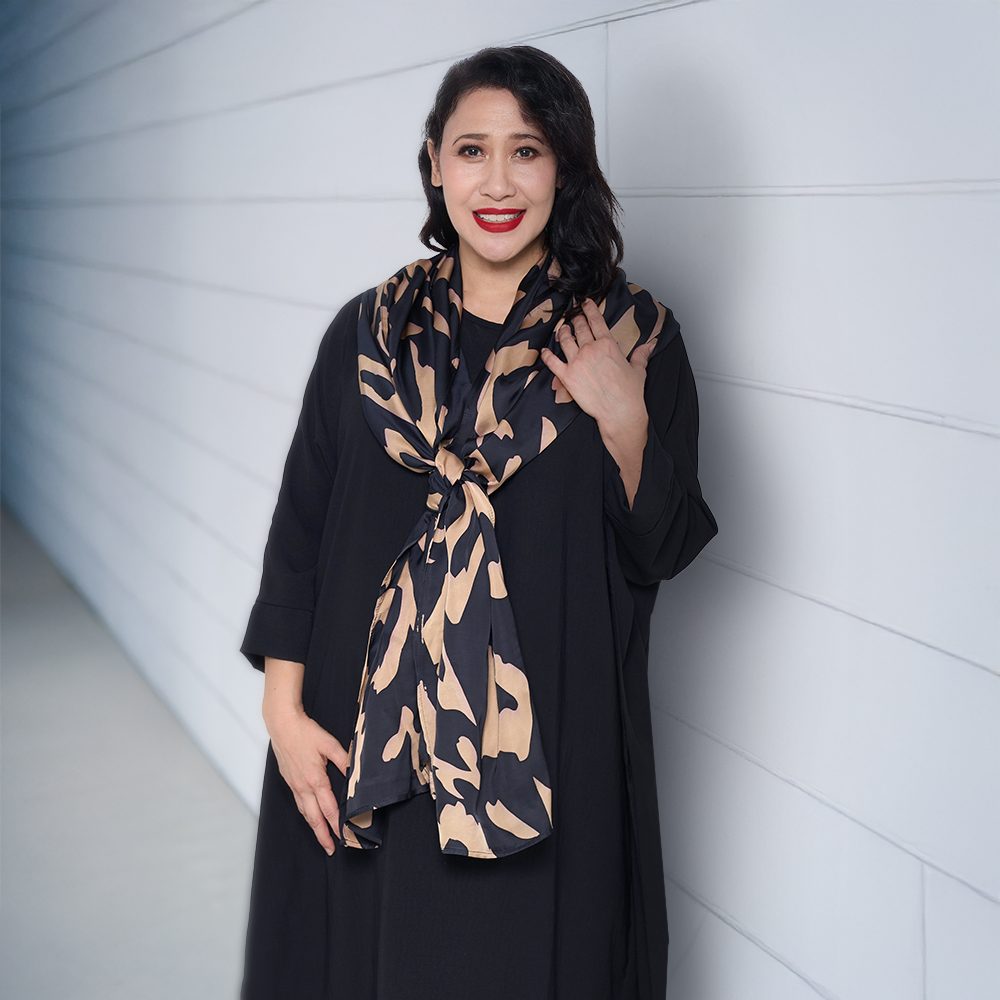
[239,46,716,1000]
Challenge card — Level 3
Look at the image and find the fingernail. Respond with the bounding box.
[325,846,334,856]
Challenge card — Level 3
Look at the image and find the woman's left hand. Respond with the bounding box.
[540,298,655,506]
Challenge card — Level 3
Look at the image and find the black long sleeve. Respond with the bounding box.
[240,307,350,670]
[603,330,718,586]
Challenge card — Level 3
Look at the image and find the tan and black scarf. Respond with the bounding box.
[342,248,669,857]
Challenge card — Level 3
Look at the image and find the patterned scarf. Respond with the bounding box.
[342,248,668,858]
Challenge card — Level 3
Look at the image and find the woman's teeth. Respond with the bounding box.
[475,212,523,222]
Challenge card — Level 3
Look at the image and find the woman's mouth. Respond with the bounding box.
[473,209,525,233]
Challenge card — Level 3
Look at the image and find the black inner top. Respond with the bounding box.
[460,311,505,383]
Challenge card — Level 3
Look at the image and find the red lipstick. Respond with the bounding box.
[473,208,525,233]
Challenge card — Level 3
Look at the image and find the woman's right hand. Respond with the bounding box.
[263,658,350,855]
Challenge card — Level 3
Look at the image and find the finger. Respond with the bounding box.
[629,340,656,372]
[301,796,336,855]
[323,735,350,776]
[541,352,575,402]
[570,311,595,345]
[291,788,336,854]
[540,346,569,378]
[552,326,579,363]
[580,298,611,339]
[316,785,342,839]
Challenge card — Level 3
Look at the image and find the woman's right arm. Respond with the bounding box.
[241,301,361,853]
[263,657,348,855]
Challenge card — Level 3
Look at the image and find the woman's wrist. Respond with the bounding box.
[599,410,648,509]
[262,657,307,731]
[599,405,648,462]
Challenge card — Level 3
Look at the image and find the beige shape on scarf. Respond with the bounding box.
[481,648,533,762]
[533,777,553,825]
[437,644,476,724]
[432,736,481,799]
[382,427,425,468]
[444,533,485,625]
[605,304,641,358]
[438,801,492,856]
[359,356,411,425]
[347,711,366,800]
[539,416,557,452]
[382,705,421,772]
[487,559,507,599]
[475,342,540,437]
[416,680,436,788]
[485,799,540,840]
[408,339,440,446]
[370,562,418,693]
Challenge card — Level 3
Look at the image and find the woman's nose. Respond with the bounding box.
[479,159,516,200]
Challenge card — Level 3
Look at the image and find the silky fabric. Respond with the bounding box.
[342,248,671,857]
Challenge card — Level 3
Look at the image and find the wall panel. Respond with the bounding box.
[655,711,925,1000]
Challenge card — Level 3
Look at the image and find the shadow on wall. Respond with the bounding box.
[618,64,774,995]
[619,60,772,576]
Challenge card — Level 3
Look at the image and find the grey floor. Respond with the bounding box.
[0,511,258,999]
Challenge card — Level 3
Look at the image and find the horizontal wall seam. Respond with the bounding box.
[0,0,266,121]
[0,194,427,208]
[2,180,995,205]
[0,0,120,82]
[655,706,1000,906]
[1,365,261,568]
[1,406,258,648]
[0,1,709,164]
[2,330,280,490]
[702,552,998,678]
[515,0,707,39]
[0,455,266,764]
[663,871,840,1000]
[2,240,337,311]
[619,179,1000,198]
[3,283,300,405]
[696,369,1000,439]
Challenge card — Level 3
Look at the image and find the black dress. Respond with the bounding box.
[240,300,717,1000]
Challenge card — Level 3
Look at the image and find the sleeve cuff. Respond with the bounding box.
[604,424,676,538]
[240,601,315,671]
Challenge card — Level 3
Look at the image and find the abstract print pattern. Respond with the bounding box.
[344,248,669,857]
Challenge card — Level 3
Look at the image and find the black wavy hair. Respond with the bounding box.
[418,46,623,305]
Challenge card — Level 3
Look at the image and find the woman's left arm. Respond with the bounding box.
[541,298,718,585]
[541,298,653,506]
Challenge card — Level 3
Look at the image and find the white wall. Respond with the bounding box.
[2,2,997,998]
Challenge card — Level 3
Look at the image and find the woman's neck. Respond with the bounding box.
[458,240,546,323]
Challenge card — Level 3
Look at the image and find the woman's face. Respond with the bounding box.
[429,87,559,275]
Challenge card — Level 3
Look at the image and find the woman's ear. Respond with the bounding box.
[427,140,442,187]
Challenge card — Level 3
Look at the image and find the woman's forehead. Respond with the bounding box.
[443,88,546,143]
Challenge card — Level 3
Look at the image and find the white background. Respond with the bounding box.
[1,2,997,997]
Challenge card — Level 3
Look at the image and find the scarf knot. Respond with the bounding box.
[426,446,488,515]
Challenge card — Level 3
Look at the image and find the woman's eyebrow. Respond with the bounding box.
[451,131,546,145]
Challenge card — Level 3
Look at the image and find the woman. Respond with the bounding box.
[240,45,716,1000]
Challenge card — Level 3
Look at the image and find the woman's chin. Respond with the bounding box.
[460,233,546,268]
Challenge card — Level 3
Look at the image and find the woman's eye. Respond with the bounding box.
[515,147,538,159]
[458,145,483,158]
